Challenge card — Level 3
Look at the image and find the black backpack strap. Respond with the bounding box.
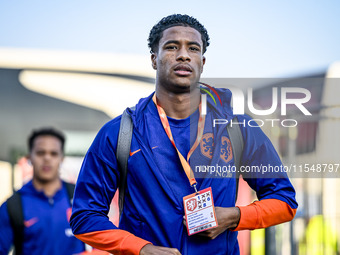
[64,182,75,205]
[116,107,134,219]
[7,192,24,255]
[226,117,244,203]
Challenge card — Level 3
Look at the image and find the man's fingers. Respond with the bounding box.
[161,247,182,255]
[156,246,182,254]
[195,230,218,239]
[140,244,182,255]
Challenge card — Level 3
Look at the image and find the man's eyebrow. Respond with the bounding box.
[188,41,202,48]
[163,40,202,48]
[163,40,180,45]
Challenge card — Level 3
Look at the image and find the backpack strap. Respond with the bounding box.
[64,182,75,205]
[226,117,244,203]
[7,192,24,255]
[116,107,134,219]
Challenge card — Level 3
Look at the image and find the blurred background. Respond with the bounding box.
[0,0,339,254]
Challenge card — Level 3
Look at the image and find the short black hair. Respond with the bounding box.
[148,14,210,54]
[28,127,65,153]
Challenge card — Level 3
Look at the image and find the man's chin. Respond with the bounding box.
[34,175,59,184]
[172,85,191,94]
[171,81,199,93]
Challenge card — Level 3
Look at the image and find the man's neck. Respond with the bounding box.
[155,87,201,119]
[32,177,62,197]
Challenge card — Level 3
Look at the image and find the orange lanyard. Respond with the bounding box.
[152,94,206,192]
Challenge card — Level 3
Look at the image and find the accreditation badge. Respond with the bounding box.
[183,187,218,236]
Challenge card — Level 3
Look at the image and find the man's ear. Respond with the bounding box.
[201,56,206,73]
[26,155,31,165]
[151,53,157,70]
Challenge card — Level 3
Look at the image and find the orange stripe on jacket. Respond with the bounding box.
[75,229,151,255]
[233,199,296,231]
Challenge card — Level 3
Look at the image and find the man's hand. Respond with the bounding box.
[183,206,240,240]
[140,244,182,255]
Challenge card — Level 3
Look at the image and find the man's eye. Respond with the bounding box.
[51,152,59,157]
[190,47,200,52]
[36,151,45,156]
[165,45,177,50]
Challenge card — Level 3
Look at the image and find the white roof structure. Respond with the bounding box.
[0,48,155,160]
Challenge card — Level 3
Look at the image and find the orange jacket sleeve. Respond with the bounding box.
[75,229,151,255]
[233,198,296,231]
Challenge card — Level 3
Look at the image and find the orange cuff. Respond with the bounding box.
[234,203,258,231]
[120,233,151,255]
[75,229,151,255]
[233,199,296,231]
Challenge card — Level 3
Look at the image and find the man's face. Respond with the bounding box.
[151,26,206,93]
[29,135,64,183]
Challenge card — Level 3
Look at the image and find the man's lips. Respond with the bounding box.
[174,64,192,76]
[42,166,52,171]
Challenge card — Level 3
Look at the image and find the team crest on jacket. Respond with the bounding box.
[220,136,233,163]
[200,133,233,163]
[201,133,214,158]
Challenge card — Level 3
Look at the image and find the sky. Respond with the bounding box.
[0,0,339,78]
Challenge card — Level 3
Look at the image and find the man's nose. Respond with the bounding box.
[43,153,52,161]
[176,47,191,62]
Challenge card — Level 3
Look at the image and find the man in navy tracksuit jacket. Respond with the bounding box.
[0,128,85,255]
[70,14,298,255]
